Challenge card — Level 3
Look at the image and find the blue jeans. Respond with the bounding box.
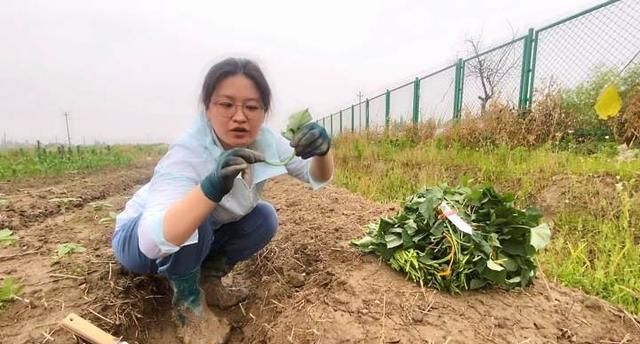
[111,201,278,280]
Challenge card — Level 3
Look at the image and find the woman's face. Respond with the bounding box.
[207,74,266,149]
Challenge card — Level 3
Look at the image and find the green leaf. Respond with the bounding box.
[502,239,528,256]
[389,227,404,234]
[486,259,505,271]
[499,257,519,272]
[468,189,483,203]
[404,219,418,235]
[482,267,507,284]
[89,201,113,211]
[56,243,86,258]
[98,217,114,225]
[430,221,445,236]
[486,233,501,247]
[351,179,550,293]
[0,229,18,247]
[0,278,23,307]
[385,234,403,248]
[401,228,414,248]
[506,276,522,284]
[351,236,378,250]
[530,223,551,251]
[469,278,487,289]
[282,108,313,140]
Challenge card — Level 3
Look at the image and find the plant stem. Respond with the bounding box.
[262,152,296,166]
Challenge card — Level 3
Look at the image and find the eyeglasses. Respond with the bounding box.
[211,100,265,118]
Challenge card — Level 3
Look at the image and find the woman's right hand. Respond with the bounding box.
[200,148,265,203]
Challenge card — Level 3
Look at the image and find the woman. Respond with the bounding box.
[111,57,333,343]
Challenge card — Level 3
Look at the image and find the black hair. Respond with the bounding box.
[201,57,272,112]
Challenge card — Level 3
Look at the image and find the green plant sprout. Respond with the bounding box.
[49,197,81,221]
[0,229,18,247]
[98,211,117,225]
[89,201,113,211]
[56,243,86,258]
[262,108,313,166]
[0,278,24,309]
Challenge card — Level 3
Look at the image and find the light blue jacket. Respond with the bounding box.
[115,113,330,260]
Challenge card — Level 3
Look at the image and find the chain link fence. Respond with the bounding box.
[389,81,415,125]
[318,0,640,135]
[368,94,386,131]
[419,64,457,125]
[533,0,640,95]
[462,38,525,115]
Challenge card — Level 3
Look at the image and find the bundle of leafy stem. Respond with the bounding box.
[262,108,312,166]
[352,180,551,293]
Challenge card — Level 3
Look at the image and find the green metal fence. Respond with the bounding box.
[318,0,640,137]
[462,37,526,115]
[419,64,457,124]
[532,0,640,95]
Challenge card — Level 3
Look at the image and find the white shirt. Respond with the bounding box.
[115,113,330,260]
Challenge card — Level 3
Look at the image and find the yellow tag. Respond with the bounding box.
[594,84,622,120]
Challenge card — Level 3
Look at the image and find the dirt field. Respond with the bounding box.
[1,162,639,344]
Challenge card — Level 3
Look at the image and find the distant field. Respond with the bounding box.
[0,144,167,181]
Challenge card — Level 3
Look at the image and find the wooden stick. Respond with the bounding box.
[60,313,122,344]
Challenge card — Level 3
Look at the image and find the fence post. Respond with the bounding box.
[453,58,465,120]
[518,28,535,111]
[385,89,391,130]
[340,110,344,134]
[330,114,334,137]
[412,77,420,125]
[358,102,362,131]
[527,30,540,109]
[351,105,355,133]
[365,98,370,130]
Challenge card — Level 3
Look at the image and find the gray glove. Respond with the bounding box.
[290,122,331,159]
[200,148,264,203]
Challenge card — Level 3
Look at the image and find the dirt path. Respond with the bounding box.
[1,166,638,344]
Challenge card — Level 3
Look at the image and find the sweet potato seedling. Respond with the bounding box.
[49,197,82,221]
[0,278,23,309]
[263,108,313,166]
[352,179,551,293]
[0,229,18,247]
[56,243,86,258]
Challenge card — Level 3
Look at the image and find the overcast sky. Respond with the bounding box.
[1,0,602,144]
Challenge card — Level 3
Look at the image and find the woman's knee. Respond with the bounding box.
[254,202,278,240]
[111,218,158,275]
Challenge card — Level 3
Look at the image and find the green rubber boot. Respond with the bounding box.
[201,254,249,309]
[169,269,231,344]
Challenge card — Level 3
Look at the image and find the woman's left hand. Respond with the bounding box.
[290,123,331,159]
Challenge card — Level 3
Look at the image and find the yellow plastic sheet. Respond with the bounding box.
[594,83,622,120]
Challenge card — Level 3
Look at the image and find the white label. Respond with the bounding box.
[439,201,473,234]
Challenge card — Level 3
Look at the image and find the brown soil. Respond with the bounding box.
[534,174,622,218]
[1,164,639,344]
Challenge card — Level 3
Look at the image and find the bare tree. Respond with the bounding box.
[465,35,520,116]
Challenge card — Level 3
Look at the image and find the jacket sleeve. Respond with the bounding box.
[137,142,210,260]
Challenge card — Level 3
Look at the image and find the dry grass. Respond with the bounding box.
[352,120,437,145]
[85,263,172,342]
[609,86,640,147]
[440,92,575,149]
